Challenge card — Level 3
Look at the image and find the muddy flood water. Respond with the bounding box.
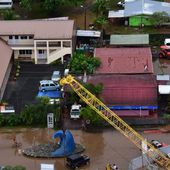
[0,128,170,170]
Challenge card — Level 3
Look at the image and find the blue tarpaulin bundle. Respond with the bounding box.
[38,90,62,99]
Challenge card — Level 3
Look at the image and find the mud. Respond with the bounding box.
[0,128,170,170]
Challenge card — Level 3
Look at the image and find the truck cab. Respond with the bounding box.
[159,39,170,59]
[70,104,81,119]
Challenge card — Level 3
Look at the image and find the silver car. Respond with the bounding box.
[51,71,61,82]
[39,80,60,92]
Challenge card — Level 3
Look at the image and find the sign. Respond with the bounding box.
[0,105,15,113]
[40,164,54,170]
[47,113,54,128]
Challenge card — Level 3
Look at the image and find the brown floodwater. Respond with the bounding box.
[0,128,170,170]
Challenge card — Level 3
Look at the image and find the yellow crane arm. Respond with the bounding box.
[60,75,170,170]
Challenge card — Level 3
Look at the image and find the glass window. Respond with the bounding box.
[45,84,49,87]
[38,50,45,54]
[15,35,19,39]
[29,36,33,39]
[26,50,32,54]
[20,36,27,39]
[50,84,55,86]
[9,35,13,39]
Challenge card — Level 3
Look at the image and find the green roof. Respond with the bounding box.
[110,34,149,45]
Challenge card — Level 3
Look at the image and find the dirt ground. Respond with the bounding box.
[0,128,170,170]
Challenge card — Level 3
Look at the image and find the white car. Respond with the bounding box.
[51,71,61,82]
[39,80,60,92]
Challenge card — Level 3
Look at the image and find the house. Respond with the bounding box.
[108,0,170,26]
[0,20,75,64]
[91,47,157,117]
[0,40,13,101]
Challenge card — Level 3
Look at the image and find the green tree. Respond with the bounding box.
[151,11,170,27]
[3,10,17,20]
[12,165,26,170]
[94,15,108,29]
[70,52,101,81]
[0,114,5,126]
[81,106,103,127]
[91,0,110,16]
[19,0,32,11]
[6,114,21,126]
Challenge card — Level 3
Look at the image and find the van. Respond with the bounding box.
[39,80,60,92]
[70,104,81,119]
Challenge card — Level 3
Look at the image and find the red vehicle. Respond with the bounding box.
[159,45,170,59]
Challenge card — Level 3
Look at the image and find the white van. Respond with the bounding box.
[70,104,81,119]
[0,0,13,9]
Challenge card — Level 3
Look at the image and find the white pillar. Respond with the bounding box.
[34,40,37,64]
[47,40,49,64]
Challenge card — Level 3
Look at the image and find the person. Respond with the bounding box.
[111,163,118,170]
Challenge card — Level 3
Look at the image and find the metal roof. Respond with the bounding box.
[87,74,157,106]
[0,20,74,39]
[76,30,101,37]
[94,47,153,74]
[110,34,149,45]
[108,0,170,18]
[0,39,12,91]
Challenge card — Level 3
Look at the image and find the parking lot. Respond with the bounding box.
[3,62,64,113]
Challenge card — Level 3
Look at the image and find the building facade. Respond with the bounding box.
[0,20,75,64]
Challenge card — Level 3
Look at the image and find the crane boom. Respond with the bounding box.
[60,75,170,170]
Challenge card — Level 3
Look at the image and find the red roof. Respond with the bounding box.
[87,74,157,106]
[94,47,153,74]
[114,110,149,117]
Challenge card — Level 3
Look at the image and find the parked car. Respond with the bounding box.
[39,80,60,92]
[151,140,163,148]
[51,71,61,82]
[70,104,81,119]
[66,154,90,169]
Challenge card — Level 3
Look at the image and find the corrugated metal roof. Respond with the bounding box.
[110,34,149,45]
[108,0,170,18]
[94,47,153,74]
[125,0,170,16]
[87,74,157,106]
[0,39,12,90]
[114,110,149,117]
[0,20,74,39]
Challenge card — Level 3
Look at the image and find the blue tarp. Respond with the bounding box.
[37,90,62,99]
[108,105,158,110]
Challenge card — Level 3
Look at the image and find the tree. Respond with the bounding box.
[94,15,108,30]
[70,52,101,82]
[19,0,32,11]
[80,106,104,127]
[91,0,110,16]
[3,10,17,20]
[151,11,170,27]
[43,0,84,12]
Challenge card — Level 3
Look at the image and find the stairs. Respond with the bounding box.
[47,48,72,64]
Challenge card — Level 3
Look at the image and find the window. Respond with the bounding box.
[29,35,33,39]
[9,35,13,39]
[38,50,45,54]
[50,84,55,87]
[15,35,19,39]
[19,50,32,55]
[20,36,27,39]
[0,2,12,5]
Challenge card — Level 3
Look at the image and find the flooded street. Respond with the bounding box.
[0,128,170,170]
